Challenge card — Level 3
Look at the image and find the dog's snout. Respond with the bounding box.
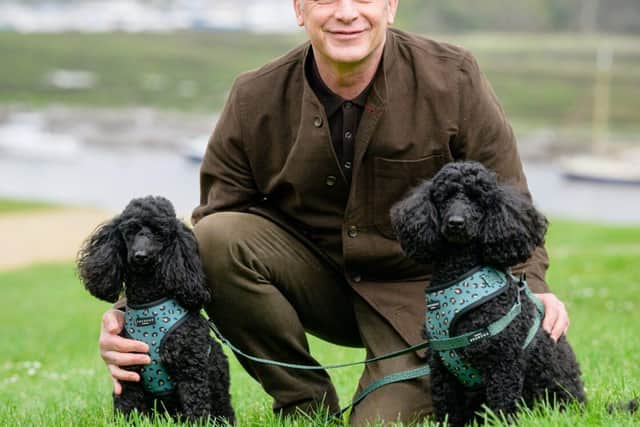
[447,215,465,228]
[133,250,149,263]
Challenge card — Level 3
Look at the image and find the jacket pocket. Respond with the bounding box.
[373,154,447,239]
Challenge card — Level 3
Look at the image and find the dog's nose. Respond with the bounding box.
[133,250,149,263]
[447,216,465,229]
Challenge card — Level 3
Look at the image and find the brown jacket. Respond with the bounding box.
[193,28,550,352]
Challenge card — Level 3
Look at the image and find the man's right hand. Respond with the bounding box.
[99,309,151,395]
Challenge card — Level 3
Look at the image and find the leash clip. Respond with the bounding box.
[519,271,527,285]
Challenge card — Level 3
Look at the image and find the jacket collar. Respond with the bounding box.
[298,30,397,187]
[307,49,370,117]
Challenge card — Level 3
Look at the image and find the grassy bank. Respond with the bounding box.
[1,219,639,426]
[0,31,302,112]
[1,31,640,137]
[0,198,58,214]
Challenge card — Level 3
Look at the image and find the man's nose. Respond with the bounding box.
[335,0,359,22]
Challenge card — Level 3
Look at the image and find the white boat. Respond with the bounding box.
[182,134,208,164]
[562,47,640,187]
[0,122,81,161]
[561,152,640,186]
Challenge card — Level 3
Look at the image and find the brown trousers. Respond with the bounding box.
[194,212,432,425]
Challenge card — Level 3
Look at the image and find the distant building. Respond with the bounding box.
[0,0,302,33]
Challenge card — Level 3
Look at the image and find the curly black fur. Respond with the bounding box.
[77,196,234,424]
[390,162,585,426]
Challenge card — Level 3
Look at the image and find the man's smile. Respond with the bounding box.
[328,29,367,40]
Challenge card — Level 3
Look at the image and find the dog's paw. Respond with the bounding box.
[607,397,639,414]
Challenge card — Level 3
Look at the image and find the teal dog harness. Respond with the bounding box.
[124,298,190,395]
[425,266,544,387]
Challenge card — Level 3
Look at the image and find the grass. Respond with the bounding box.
[1,31,640,137]
[1,220,639,426]
[0,31,302,112]
[0,198,58,214]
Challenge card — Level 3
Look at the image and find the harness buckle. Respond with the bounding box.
[516,277,528,301]
[519,271,527,285]
[468,329,491,344]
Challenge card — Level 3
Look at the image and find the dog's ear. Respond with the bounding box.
[76,217,126,303]
[390,180,442,264]
[479,184,548,267]
[162,220,210,311]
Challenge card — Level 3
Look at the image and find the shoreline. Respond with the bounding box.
[0,207,112,271]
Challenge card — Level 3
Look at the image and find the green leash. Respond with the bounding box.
[207,320,429,371]
[330,365,432,418]
[206,276,543,419]
[207,320,430,418]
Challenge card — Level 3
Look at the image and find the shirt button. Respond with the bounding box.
[313,116,323,128]
[325,175,337,187]
[352,274,362,283]
[344,101,353,110]
[344,130,353,141]
[344,161,352,169]
[348,225,358,238]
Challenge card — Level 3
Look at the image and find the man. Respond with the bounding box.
[98,0,571,424]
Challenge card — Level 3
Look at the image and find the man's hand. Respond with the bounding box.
[534,293,569,342]
[99,309,151,395]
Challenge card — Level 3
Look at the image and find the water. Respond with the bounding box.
[523,163,640,225]
[0,145,201,219]
[1,144,639,225]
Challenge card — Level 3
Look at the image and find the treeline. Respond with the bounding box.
[396,0,640,34]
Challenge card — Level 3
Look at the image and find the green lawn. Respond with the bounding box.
[0,198,58,214]
[1,31,640,137]
[0,31,302,113]
[1,220,639,426]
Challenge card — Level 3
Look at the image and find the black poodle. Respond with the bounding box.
[390,161,585,426]
[77,196,234,424]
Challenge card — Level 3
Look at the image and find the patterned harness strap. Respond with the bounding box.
[425,267,544,387]
[124,298,190,395]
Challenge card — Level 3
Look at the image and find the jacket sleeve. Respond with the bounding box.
[451,50,550,293]
[191,78,260,225]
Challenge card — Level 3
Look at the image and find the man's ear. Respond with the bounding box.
[293,0,305,27]
[387,0,399,25]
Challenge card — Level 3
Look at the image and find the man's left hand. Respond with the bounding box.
[534,293,569,342]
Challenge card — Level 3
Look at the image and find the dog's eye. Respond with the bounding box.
[434,190,450,204]
[121,224,140,236]
[446,188,460,200]
[465,188,481,200]
[146,225,162,236]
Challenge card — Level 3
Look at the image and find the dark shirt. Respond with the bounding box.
[306,50,373,185]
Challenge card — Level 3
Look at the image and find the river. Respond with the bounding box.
[1,143,639,225]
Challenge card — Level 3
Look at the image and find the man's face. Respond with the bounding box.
[293,0,398,67]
